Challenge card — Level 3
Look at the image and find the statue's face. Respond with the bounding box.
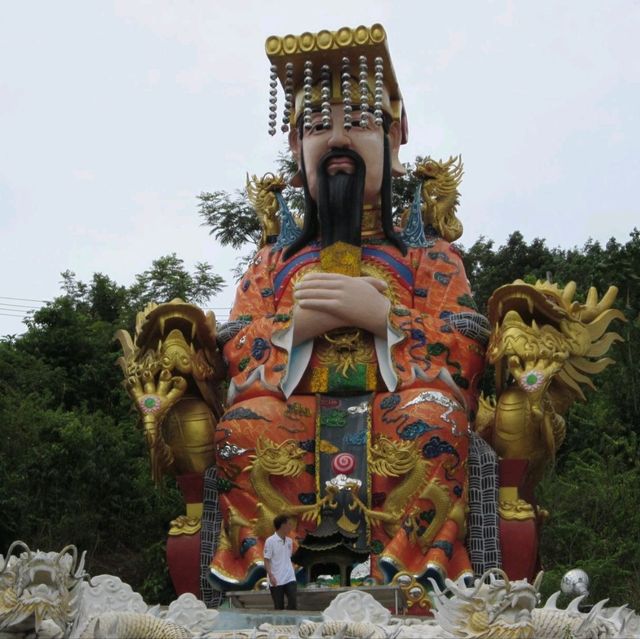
[290,105,395,207]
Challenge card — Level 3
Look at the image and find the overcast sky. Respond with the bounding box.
[1,1,638,337]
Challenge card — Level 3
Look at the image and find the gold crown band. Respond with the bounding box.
[265,24,407,142]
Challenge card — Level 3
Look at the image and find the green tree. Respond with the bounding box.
[538,440,640,607]
[129,253,224,308]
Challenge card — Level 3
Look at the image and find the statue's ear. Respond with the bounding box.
[389,120,406,177]
[288,128,304,187]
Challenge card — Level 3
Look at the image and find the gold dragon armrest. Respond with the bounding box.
[116,299,226,485]
[481,279,625,493]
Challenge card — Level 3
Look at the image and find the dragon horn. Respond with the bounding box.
[55,544,78,572]
[1,540,32,573]
[563,361,596,391]
[582,332,624,358]
[586,308,626,341]
[73,550,87,581]
[586,286,599,308]
[473,568,510,597]
[562,281,577,305]
[442,577,474,602]
[533,570,544,592]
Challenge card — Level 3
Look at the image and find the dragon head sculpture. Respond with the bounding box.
[247,436,307,478]
[430,569,541,639]
[0,541,86,636]
[488,280,624,412]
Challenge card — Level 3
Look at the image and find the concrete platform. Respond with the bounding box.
[226,585,406,615]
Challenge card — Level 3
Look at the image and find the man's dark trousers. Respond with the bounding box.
[270,580,297,610]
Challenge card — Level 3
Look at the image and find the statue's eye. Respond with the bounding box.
[309,122,327,134]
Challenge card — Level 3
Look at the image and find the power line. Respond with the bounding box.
[0,302,39,309]
[0,296,232,310]
[0,296,48,303]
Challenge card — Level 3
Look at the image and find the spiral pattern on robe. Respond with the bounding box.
[332,452,356,475]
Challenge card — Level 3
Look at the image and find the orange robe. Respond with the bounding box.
[209,236,486,589]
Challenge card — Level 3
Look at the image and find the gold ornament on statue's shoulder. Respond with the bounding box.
[246,172,287,247]
[415,155,464,242]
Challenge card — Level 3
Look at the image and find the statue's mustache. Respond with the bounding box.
[319,148,365,175]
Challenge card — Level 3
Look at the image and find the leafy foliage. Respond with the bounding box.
[538,441,640,606]
[198,189,261,249]
[129,254,225,307]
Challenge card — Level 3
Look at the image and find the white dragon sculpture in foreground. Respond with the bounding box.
[0,541,216,639]
[1,542,637,639]
[263,571,638,639]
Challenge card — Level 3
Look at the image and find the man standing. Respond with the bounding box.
[263,515,297,610]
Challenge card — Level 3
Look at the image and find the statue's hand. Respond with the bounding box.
[294,273,390,338]
[126,368,187,420]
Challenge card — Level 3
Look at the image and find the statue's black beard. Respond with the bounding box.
[283,128,407,260]
[316,149,366,249]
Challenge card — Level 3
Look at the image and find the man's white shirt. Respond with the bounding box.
[263,532,295,585]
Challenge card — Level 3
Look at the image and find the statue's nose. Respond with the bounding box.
[327,124,351,148]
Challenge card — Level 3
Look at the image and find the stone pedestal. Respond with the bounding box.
[166,472,204,597]
[498,459,538,581]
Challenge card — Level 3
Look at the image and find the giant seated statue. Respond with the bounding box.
[117,24,623,611]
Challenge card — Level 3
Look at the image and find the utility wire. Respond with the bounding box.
[0,302,39,309]
[0,296,231,310]
[0,296,48,303]
[0,306,32,312]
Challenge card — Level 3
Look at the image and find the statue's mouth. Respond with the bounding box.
[326,156,356,175]
[319,148,363,177]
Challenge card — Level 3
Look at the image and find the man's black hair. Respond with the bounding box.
[273,513,290,530]
[283,111,407,259]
